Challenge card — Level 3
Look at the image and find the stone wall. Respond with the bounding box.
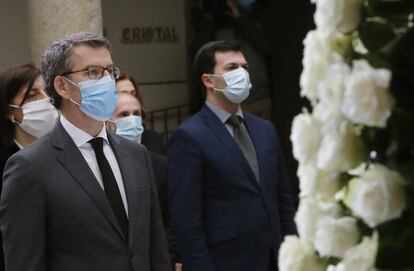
[28,0,103,65]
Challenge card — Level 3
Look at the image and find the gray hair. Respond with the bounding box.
[41,32,111,109]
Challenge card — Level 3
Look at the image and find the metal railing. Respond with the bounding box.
[146,104,191,142]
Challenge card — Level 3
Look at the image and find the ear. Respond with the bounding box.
[7,107,21,124]
[54,76,71,100]
[201,73,214,89]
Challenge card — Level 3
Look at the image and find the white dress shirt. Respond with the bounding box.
[60,115,129,216]
[205,101,244,137]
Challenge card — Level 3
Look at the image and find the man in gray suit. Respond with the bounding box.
[0,32,170,271]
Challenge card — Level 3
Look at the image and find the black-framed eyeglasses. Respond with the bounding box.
[61,65,121,80]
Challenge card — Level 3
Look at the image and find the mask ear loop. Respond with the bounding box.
[7,104,23,125]
[62,76,82,106]
[63,76,79,87]
[208,74,227,92]
[9,115,22,125]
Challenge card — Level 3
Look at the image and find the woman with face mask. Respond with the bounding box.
[0,64,58,271]
[115,73,166,155]
[0,64,58,176]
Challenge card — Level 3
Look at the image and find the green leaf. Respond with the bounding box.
[376,213,414,269]
[363,52,390,68]
[379,34,404,60]
[390,109,414,152]
[393,160,414,186]
[379,26,414,61]
[359,17,396,52]
[366,0,414,16]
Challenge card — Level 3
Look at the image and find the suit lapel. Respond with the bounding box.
[51,122,125,241]
[201,106,260,190]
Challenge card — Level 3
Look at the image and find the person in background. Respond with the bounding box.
[111,92,166,219]
[0,32,170,271]
[190,0,274,114]
[0,63,58,271]
[111,92,181,271]
[0,64,58,176]
[168,40,297,271]
[115,73,166,155]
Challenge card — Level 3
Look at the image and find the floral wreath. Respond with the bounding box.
[279,0,414,270]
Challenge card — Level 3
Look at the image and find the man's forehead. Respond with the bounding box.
[215,51,247,65]
[70,44,113,67]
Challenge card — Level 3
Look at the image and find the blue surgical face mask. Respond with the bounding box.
[65,75,118,121]
[211,67,252,104]
[115,115,144,143]
[236,0,255,8]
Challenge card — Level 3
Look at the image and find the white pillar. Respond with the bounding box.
[27,0,103,65]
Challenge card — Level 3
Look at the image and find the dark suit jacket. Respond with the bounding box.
[148,151,167,224]
[168,105,297,271]
[0,143,19,271]
[0,143,19,185]
[148,151,180,266]
[0,121,171,271]
[142,129,166,156]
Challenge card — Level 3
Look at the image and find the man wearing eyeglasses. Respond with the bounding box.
[0,32,171,271]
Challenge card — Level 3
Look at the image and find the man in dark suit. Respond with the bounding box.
[168,40,297,271]
[0,32,170,271]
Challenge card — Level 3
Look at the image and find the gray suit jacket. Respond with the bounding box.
[0,121,171,271]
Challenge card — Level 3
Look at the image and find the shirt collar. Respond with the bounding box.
[13,139,24,150]
[60,114,108,147]
[205,101,244,124]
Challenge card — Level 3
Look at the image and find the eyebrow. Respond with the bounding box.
[29,86,43,91]
[100,64,114,68]
[223,62,248,67]
[20,88,42,105]
[79,64,115,70]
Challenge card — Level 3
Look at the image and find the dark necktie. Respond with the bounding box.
[89,137,128,238]
[227,115,260,182]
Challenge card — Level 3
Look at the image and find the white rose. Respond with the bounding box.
[291,112,322,165]
[317,62,350,107]
[327,265,343,271]
[313,0,363,36]
[314,216,360,258]
[342,60,395,128]
[316,121,364,172]
[345,164,407,227]
[328,232,378,271]
[313,62,350,129]
[278,236,325,271]
[297,165,341,200]
[300,30,341,102]
[295,198,341,243]
[329,264,378,271]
